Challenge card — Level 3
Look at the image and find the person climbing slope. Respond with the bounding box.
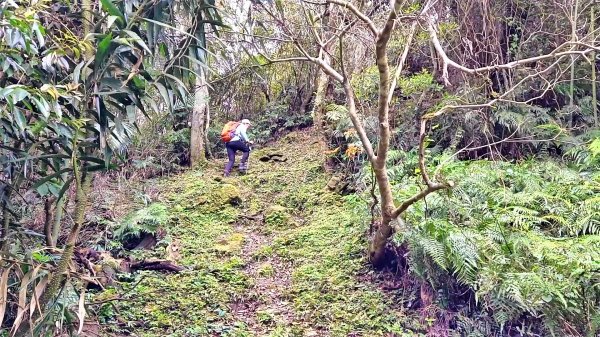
[222,119,253,177]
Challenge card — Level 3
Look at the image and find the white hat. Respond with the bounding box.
[241,119,251,125]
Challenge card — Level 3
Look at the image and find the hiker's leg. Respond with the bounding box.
[239,143,250,172]
[224,143,236,176]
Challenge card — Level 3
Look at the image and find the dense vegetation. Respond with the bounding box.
[0,0,599,336]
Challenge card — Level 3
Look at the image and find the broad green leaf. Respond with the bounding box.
[31,96,50,120]
[73,61,86,83]
[100,0,126,28]
[153,81,172,113]
[10,87,28,102]
[94,33,113,71]
[123,30,152,54]
[14,108,26,132]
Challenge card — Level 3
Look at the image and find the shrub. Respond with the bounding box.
[392,159,600,336]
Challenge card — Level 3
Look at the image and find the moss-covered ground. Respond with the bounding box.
[111,131,421,337]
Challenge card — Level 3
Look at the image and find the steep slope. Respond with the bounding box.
[112,130,420,337]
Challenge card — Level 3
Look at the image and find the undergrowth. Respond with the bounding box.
[99,130,599,337]
[392,159,600,336]
[105,131,421,337]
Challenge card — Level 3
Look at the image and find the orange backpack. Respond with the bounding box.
[220,121,240,142]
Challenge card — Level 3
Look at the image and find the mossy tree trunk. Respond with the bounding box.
[1,202,10,251]
[191,66,210,166]
[41,161,91,307]
[327,0,448,267]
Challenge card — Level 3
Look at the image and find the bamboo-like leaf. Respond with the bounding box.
[32,168,72,191]
[72,61,86,84]
[123,30,152,54]
[31,96,50,120]
[29,274,49,321]
[153,81,172,113]
[77,288,86,334]
[0,264,13,327]
[143,18,200,41]
[94,33,113,71]
[10,265,40,335]
[100,0,126,28]
[56,177,74,201]
[0,153,70,165]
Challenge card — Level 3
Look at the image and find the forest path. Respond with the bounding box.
[117,130,416,337]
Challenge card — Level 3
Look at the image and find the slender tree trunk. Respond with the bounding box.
[41,165,91,307]
[570,0,579,127]
[1,202,10,251]
[39,0,94,308]
[367,0,424,267]
[44,198,53,247]
[190,67,209,167]
[51,191,67,247]
[204,102,213,159]
[592,5,598,127]
[313,54,331,138]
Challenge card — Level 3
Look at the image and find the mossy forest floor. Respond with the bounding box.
[107,131,420,337]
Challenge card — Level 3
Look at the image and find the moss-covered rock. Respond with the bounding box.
[213,232,245,254]
[257,262,275,276]
[264,205,290,227]
[216,183,242,206]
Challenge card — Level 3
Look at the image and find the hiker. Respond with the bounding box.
[223,119,253,177]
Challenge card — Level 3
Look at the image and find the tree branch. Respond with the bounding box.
[259,54,343,82]
[426,13,600,86]
[374,0,404,169]
[322,0,379,36]
[391,182,448,218]
[387,20,417,105]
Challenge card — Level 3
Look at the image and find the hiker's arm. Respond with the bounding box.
[240,127,250,142]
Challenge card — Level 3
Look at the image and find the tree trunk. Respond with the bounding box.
[190,67,209,167]
[369,215,396,266]
[41,166,91,307]
[312,55,330,139]
[204,102,213,159]
[569,0,579,127]
[1,202,10,251]
[51,192,67,247]
[312,3,332,141]
[592,5,598,127]
[44,198,54,247]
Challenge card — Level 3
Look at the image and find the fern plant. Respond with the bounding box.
[113,203,169,241]
[390,158,600,336]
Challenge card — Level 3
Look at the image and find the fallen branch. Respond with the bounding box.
[129,259,184,273]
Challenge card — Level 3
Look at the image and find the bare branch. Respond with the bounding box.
[321,0,379,36]
[342,80,377,161]
[426,16,600,86]
[387,20,418,105]
[418,119,433,187]
[258,54,344,82]
[391,182,448,219]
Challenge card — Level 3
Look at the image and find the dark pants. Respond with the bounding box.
[224,141,250,176]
